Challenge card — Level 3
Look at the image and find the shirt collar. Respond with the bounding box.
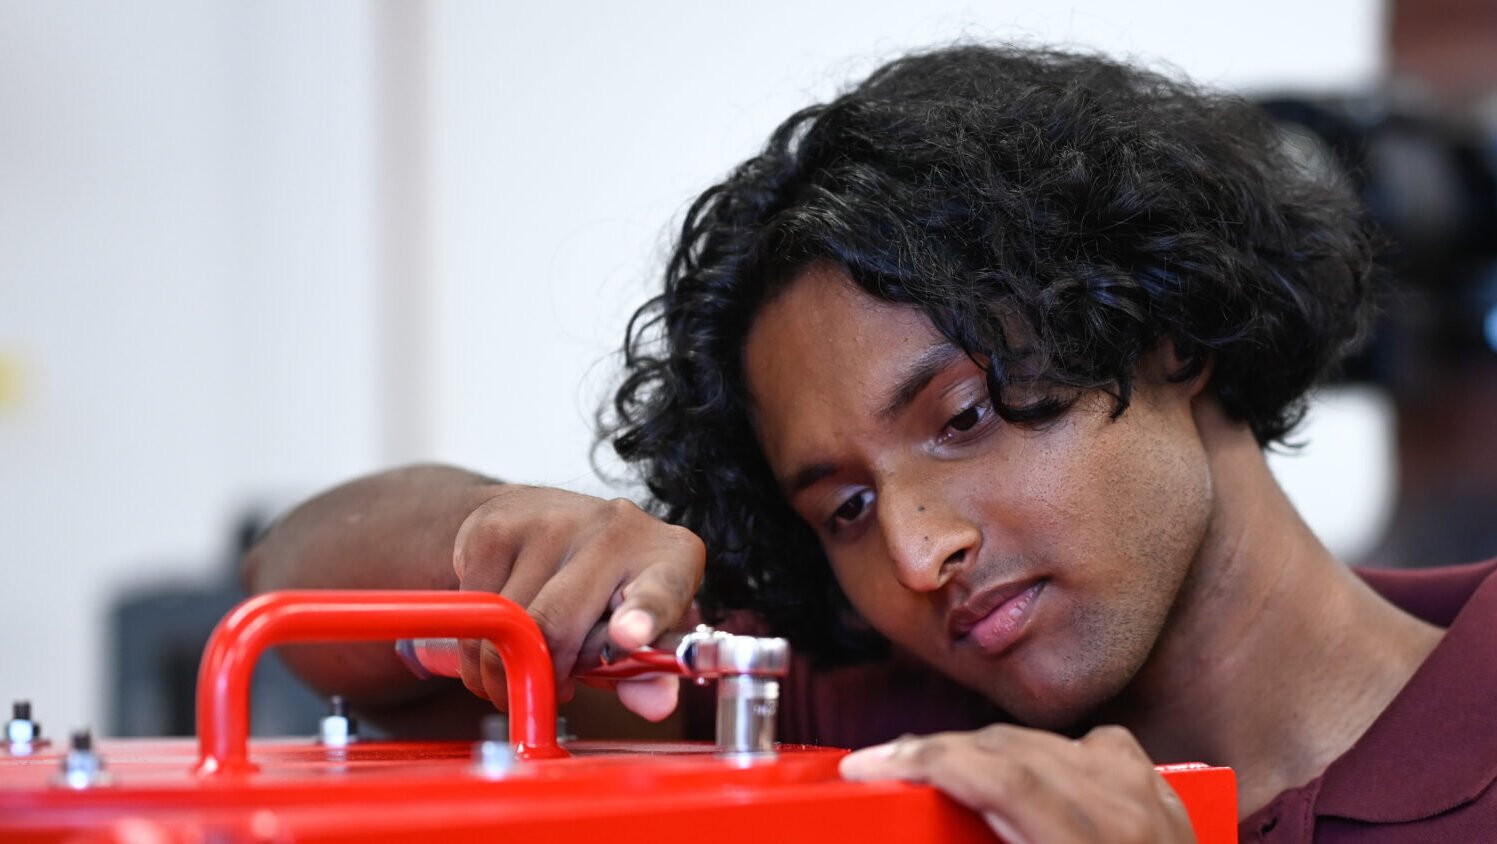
[1314,560,1497,821]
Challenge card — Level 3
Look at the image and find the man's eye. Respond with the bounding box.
[948,405,982,432]
[830,489,873,528]
[940,401,992,441]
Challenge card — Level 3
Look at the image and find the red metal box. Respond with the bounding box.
[0,591,1237,842]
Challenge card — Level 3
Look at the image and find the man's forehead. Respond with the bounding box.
[743,267,966,484]
[744,267,942,403]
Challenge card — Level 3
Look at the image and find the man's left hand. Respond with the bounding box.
[839,723,1196,844]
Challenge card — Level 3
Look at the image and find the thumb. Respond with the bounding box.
[615,675,679,721]
[608,607,658,651]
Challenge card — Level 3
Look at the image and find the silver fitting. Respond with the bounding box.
[396,625,791,757]
[673,627,788,758]
[5,700,47,755]
[473,714,516,778]
[597,625,789,757]
[716,674,780,757]
[318,696,357,747]
[675,625,790,679]
[54,730,111,789]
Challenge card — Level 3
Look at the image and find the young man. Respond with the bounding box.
[245,46,1497,842]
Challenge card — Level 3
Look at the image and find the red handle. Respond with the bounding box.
[195,590,567,776]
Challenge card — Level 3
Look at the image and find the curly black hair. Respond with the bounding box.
[603,44,1379,664]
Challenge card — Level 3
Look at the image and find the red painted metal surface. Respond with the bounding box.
[195,590,565,773]
[0,591,1239,842]
[0,738,1236,843]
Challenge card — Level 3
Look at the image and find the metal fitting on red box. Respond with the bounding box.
[54,730,111,789]
[473,714,517,778]
[5,700,47,755]
[318,696,357,747]
[396,626,791,756]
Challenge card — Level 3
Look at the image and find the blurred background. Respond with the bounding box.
[2,0,1494,737]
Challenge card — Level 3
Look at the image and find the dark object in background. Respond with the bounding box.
[109,509,325,737]
[1259,92,1497,569]
[1256,93,1497,389]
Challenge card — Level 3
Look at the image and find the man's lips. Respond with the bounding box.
[947,579,1046,649]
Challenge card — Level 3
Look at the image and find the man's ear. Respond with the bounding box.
[1145,338,1212,401]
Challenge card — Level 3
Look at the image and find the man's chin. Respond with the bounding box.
[977,670,1126,733]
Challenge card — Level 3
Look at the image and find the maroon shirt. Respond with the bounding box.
[1241,559,1497,842]
[709,559,1497,841]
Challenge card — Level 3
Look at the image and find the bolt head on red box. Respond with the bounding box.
[0,590,1238,842]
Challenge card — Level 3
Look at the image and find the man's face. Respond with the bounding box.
[743,264,1215,729]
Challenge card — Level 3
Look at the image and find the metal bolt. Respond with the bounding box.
[473,713,515,778]
[55,729,111,788]
[6,699,46,754]
[318,695,357,747]
[716,675,780,757]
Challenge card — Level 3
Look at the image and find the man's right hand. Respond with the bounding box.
[450,485,705,721]
[243,465,705,732]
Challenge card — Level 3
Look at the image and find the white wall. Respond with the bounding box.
[0,0,1386,736]
[0,1,381,736]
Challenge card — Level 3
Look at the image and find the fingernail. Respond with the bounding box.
[839,741,896,779]
[614,609,653,647]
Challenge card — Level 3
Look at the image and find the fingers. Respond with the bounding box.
[451,495,522,704]
[447,487,705,724]
[614,675,680,722]
[572,622,681,721]
[523,506,703,672]
[1073,725,1194,840]
[841,731,1057,844]
[606,526,704,650]
[840,725,1196,844]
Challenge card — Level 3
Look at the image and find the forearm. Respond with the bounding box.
[244,463,505,594]
[240,464,703,738]
[242,463,507,712]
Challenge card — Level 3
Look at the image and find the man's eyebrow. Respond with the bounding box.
[785,461,839,496]
[878,343,965,422]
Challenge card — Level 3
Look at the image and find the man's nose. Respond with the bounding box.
[876,477,980,592]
